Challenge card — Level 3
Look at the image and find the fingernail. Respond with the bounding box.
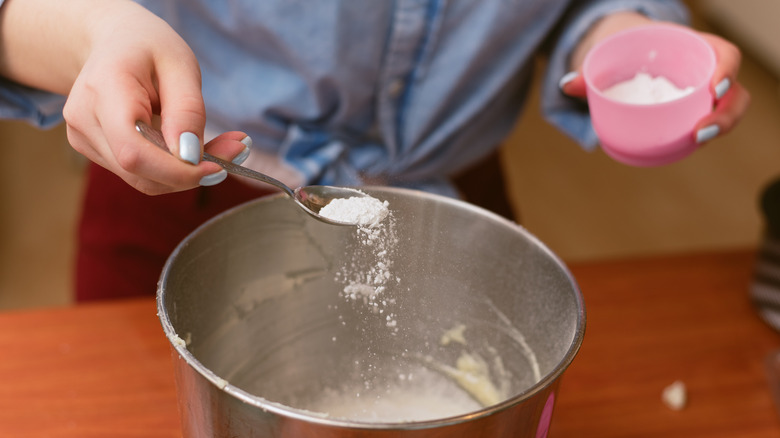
[696,125,720,144]
[199,169,227,186]
[715,78,731,100]
[558,71,579,90]
[232,136,252,165]
[179,132,201,165]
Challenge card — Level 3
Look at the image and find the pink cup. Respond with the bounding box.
[583,25,716,167]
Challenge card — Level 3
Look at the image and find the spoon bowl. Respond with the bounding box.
[136,121,366,225]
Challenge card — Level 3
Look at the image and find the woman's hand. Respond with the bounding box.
[0,0,249,194]
[559,11,750,145]
[689,32,751,143]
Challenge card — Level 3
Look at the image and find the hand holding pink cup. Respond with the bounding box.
[583,25,717,166]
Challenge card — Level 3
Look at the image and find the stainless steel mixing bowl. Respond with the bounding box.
[158,187,585,437]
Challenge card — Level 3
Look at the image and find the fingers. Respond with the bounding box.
[559,71,587,98]
[63,3,244,195]
[194,132,253,186]
[64,70,239,194]
[693,33,750,144]
[558,27,750,147]
[60,6,253,195]
[695,81,751,143]
[156,43,207,165]
[699,33,742,98]
[66,122,178,195]
[89,68,224,192]
[69,119,252,194]
[205,131,253,165]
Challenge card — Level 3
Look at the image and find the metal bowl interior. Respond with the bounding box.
[158,186,585,435]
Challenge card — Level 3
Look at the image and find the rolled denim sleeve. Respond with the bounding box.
[0,0,65,129]
[541,0,689,150]
[0,79,65,128]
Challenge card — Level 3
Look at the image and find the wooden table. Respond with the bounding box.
[1,250,779,437]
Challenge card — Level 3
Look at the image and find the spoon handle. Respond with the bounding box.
[201,153,294,198]
[135,121,295,198]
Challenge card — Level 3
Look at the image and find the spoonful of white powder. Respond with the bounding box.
[319,194,390,227]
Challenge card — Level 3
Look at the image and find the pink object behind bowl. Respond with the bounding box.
[583,25,716,167]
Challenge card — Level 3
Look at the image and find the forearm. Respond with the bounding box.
[0,0,138,95]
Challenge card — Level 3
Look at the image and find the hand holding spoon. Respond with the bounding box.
[135,121,367,226]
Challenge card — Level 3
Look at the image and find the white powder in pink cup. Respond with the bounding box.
[603,72,694,105]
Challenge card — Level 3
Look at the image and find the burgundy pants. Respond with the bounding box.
[75,164,272,301]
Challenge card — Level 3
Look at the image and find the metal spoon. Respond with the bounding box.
[135,121,366,226]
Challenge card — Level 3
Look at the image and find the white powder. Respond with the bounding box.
[327,193,399,327]
[662,380,687,411]
[319,196,389,227]
[602,72,694,105]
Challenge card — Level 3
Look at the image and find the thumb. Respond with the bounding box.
[559,71,587,98]
[156,46,207,165]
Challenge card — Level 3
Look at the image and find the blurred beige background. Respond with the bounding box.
[1,0,777,310]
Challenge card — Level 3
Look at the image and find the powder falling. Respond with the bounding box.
[322,193,399,327]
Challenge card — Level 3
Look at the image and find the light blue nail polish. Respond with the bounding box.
[696,125,720,144]
[558,71,579,90]
[231,136,253,165]
[179,132,201,165]
[232,146,251,165]
[715,78,731,100]
[199,170,227,186]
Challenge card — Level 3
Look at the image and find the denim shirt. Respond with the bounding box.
[0,0,686,196]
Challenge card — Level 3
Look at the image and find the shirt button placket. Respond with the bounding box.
[377,0,430,153]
